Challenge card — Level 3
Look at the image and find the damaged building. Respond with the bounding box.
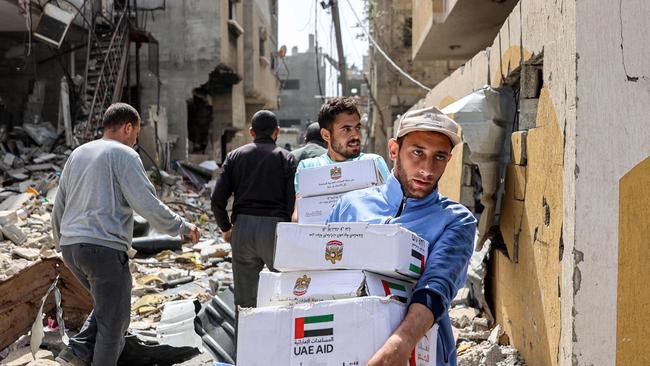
[364,0,650,365]
[0,0,282,364]
[0,0,280,167]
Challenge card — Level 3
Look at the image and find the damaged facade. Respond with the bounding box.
[369,0,650,365]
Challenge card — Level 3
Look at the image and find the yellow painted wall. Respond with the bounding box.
[616,157,650,366]
[493,88,562,366]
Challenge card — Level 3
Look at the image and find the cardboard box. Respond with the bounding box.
[238,296,438,365]
[257,270,415,307]
[274,223,428,280]
[298,159,383,198]
[297,193,344,224]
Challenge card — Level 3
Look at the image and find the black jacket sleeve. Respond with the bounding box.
[211,154,234,232]
[285,154,297,216]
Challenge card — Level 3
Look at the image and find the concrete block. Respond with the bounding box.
[518,98,538,131]
[1,224,27,245]
[0,193,32,211]
[511,131,528,165]
[12,247,39,261]
[0,210,18,226]
[452,287,471,307]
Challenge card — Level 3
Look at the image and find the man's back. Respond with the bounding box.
[57,139,140,250]
[212,137,297,229]
[291,142,327,163]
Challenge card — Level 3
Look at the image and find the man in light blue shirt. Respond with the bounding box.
[328,106,477,366]
[294,97,390,195]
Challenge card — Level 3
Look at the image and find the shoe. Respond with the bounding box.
[55,347,90,366]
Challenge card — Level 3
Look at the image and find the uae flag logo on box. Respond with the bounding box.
[410,249,425,275]
[294,314,334,339]
[381,280,408,303]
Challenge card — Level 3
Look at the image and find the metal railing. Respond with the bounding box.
[77,9,130,143]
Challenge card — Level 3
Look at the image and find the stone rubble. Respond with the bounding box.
[1,144,233,364]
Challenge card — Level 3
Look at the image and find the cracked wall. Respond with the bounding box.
[403,1,577,365]
[575,1,650,365]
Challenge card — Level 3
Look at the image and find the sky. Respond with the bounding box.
[278,0,369,96]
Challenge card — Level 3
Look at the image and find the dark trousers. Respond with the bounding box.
[61,244,132,366]
[230,214,283,308]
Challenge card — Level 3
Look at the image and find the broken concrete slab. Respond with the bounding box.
[452,286,471,307]
[12,247,40,261]
[450,307,480,329]
[0,193,32,211]
[0,210,18,226]
[7,169,29,181]
[33,153,57,164]
[3,153,16,167]
[2,224,27,245]
[24,164,53,172]
[2,348,53,366]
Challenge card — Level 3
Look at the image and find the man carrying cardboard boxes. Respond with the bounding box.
[328,106,477,366]
[293,97,390,196]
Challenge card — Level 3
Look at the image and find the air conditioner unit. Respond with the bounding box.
[33,4,75,48]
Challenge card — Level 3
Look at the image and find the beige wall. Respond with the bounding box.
[574,1,650,364]
[404,1,577,365]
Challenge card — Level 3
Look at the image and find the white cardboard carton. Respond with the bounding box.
[257,270,415,307]
[238,296,438,366]
[298,159,383,198]
[297,193,344,224]
[274,223,428,280]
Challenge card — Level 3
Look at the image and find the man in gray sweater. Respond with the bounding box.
[52,103,200,366]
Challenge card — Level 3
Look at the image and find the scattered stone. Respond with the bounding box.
[3,153,16,167]
[452,286,471,307]
[472,317,490,331]
[2,348,54,366]
[2,224,28,245]
[12,247,40,261]
[488,324,503,344]
[33,153,57,164]
[449,306,480,329]
[0,193,32,211]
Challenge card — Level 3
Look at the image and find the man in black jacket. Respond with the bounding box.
[211,110,297,308]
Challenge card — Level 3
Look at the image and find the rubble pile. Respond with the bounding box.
[450,296,526,366]
[1,142,234,364]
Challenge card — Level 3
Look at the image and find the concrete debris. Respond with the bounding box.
[2,224,27,245]
[1,349,53,366]
[0,142,234,364]
[457,340,527,366]
[11,247,39,261]
[488,324,504,344]
[450,307,480,329]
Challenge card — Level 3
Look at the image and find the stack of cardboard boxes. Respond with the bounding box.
[296,159,383,224]
[237,160,438,365]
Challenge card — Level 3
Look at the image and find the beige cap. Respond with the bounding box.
[395,106,461,146]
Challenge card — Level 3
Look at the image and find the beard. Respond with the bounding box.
[331,136,361,159]
[394,154,438,198]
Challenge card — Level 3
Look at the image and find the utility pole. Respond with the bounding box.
[330,0,349,96]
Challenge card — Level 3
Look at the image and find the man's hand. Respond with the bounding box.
[222,228,232,243]
[367,333,411,365]
[367,303,434,366]
[185,225,200,244]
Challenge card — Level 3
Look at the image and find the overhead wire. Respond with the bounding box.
[314,0,325,101]
[343,0,431,92]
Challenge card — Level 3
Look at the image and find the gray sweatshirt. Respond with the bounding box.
[52,139,191,252]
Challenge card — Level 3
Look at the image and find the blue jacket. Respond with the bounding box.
[328,173,477,366]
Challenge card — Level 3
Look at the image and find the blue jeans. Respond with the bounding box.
[61,244,132,366]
